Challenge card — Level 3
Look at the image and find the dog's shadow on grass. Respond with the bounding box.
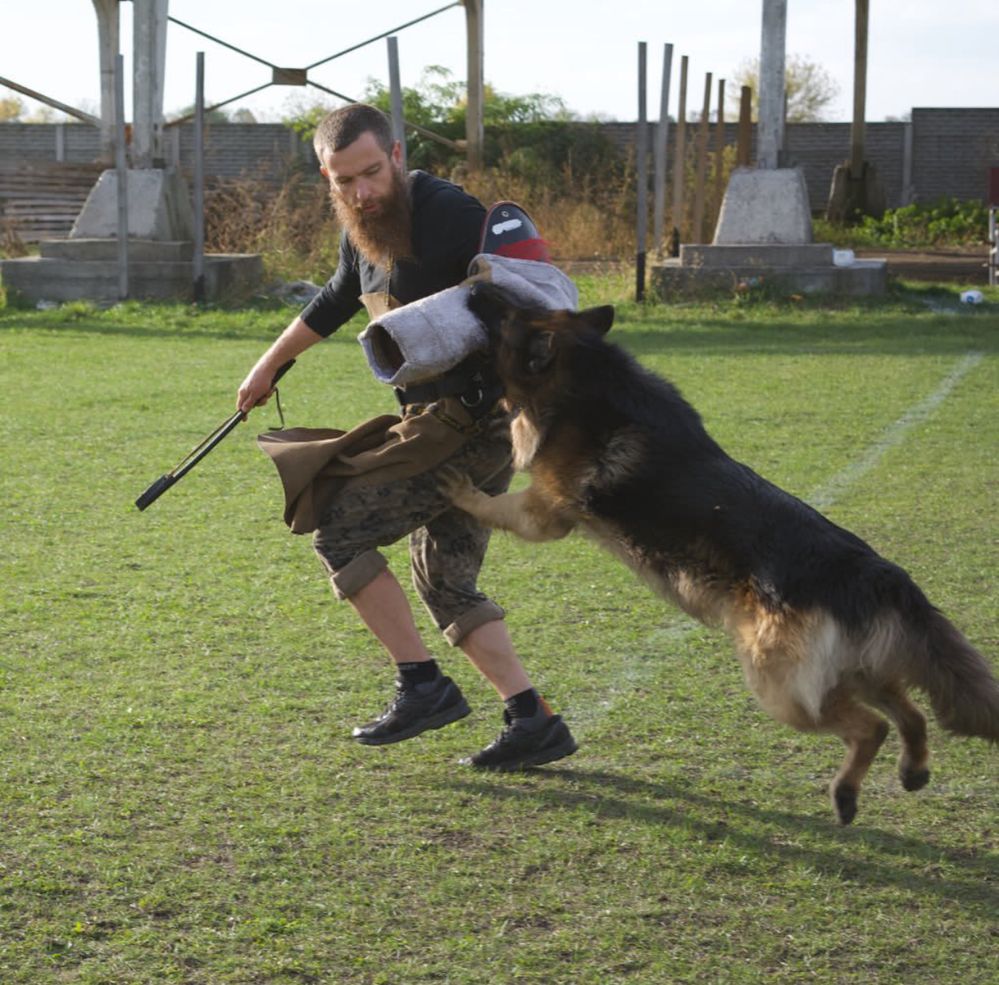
[446,766,998,917]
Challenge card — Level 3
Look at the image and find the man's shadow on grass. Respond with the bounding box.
[447,766,998,918]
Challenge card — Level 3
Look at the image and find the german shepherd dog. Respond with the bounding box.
[442,284,999,824]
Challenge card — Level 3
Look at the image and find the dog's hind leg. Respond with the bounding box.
[868,685,930,792]
[817,690,890,825]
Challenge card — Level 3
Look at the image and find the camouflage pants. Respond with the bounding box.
[312,413,513,645]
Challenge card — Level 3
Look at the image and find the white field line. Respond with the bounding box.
[807,351,984,511]
[570,350,985,734]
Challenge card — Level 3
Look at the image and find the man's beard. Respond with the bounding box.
[331,167,413,267]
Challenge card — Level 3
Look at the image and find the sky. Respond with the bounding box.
[2,1,998,125]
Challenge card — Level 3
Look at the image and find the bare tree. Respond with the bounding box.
[730,54,839,123]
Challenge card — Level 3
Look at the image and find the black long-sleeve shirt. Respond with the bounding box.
[300,170,486,337]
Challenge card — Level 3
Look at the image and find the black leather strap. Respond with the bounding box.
[394,355,502,418]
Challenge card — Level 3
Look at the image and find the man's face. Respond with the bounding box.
[320,131,403,217]
[319,129,412,265]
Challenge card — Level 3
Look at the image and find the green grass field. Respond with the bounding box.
[1,279,997,984]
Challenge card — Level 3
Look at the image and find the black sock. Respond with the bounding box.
[396,659,440,687]
[505,687,552,725]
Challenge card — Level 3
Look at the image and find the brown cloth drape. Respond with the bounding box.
[257,398,483,534]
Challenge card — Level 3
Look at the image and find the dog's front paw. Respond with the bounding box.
[438,466,479,510]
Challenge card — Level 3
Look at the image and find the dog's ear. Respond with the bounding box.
[578,304,614,335]
[526,331,556,374]
[467,282,513,334]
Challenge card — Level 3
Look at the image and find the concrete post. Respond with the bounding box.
[653,43,674,252]
[193,52,205,303]
[91,0,120,165]
[758,0,787,170]
[114,53,129,300]
[133,0,169,168]
[464,0,484,171]
[636,42,648,301]
[387,36,407,174]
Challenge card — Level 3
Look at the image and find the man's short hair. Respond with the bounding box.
[313,103,394,160]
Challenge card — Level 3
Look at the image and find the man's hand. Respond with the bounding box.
[237,364,279,416]
[237,317,322,417]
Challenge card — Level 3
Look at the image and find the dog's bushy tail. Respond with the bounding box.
[907,606,999,741]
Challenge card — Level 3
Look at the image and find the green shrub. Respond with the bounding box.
[816,197,988,250]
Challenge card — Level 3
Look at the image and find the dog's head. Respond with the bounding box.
[468,283,614,406]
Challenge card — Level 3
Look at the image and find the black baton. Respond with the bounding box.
[135,359,295,511]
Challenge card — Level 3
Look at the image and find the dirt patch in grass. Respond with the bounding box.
[856,248,990,283]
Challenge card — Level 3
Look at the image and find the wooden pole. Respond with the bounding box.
[653,43,674,253]
[635,42,648,302]
[464,0,484,171]
[386,36,407,173]
[670,54,688,246]
[901,119,914,205]
[850,0,869,177]
[193,52,206,304]
[989,207,998,287]
[691,72,712,244]
[737,85,752,165]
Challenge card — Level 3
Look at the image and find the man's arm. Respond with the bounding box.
[237,316,323,415]
[238,231,362,415]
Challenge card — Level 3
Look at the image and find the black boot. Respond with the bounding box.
[462,710,577,770]
[352,675,470,746]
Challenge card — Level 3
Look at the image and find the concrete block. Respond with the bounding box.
[70,168,195,241]
[650,257,887,298]
[1,253,263,304]
[680,243,834,269]
[40,238,195,261]
[713,167,814,245]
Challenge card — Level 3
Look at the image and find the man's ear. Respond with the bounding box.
[578,304,614,335]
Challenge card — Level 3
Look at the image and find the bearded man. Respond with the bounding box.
[237,103,576,770]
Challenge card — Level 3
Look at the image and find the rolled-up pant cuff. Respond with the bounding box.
[442,600,506,646]
[327,549,388,600]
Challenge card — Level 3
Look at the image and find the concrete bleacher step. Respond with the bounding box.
[0,162,105,242]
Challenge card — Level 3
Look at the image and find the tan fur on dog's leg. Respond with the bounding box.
[438,467,488,514]
[818,690,891,825]
[870,685,930,792]
[444,474,575,542]
[471,487,575,542]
